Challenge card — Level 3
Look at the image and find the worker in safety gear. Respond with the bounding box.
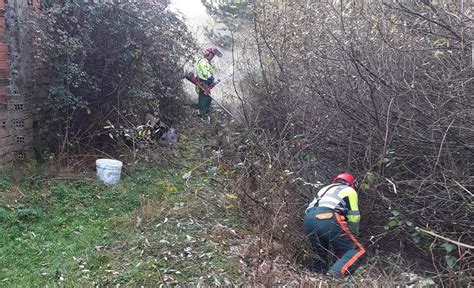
[303,173,366,279]
[195,47,222,120]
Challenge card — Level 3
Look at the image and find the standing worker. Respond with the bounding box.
[304,173,366,280]
[195,47,222,121]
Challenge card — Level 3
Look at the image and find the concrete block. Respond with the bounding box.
[13,151,29,161]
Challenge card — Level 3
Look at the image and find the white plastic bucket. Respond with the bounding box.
[96,159,123,186]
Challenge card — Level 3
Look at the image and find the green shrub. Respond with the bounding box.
[31,1,196,154]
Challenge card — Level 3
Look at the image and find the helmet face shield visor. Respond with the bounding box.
[212,48,222,57]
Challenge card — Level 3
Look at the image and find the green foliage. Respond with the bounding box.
[201,0,253,23]
[13,205,44,222]
[441,242,455,254]
[410,230,422,245]
[440,243,459,270]
[201,0,253,48]
[444,255,458,270]
[382,149,396,168]
[385,210,415,232]
[0,174,12,192]
[359,171,375,192]
[31,1,197,153]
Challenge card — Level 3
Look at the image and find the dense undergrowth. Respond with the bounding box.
[1,107,436,287]
[216,1,473,285]
[7,0,471,286]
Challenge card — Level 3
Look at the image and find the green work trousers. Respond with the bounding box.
[197,89,212,116]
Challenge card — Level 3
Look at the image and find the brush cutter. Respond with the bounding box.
[185,72,234,118]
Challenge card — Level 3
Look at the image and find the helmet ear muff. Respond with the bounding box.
[353,180,359,189]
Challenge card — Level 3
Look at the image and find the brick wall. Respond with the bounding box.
[0,0,41,167]
[0,0,12,165]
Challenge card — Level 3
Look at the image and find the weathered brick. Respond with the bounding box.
[0,68,7,79]
[0,52,7,63]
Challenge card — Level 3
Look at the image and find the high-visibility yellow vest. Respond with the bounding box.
[196,58,214,80]
[306,184,361,234]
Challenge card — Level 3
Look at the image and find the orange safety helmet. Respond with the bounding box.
[204,47,222,58]
[332,173,355,188]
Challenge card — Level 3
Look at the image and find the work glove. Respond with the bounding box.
[206,76,215,85]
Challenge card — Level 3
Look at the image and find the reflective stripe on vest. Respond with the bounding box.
[305,184,337,212]
[317,186,346,209]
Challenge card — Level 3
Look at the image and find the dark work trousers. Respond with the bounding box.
[197,89,212,116]
[304,206,366,276]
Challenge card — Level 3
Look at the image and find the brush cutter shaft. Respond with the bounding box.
[185,72,234,118]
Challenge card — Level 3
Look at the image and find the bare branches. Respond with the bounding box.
[229,0,473,284]
[416,227,474,250]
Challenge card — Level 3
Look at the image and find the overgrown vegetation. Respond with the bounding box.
[31,1,196,156]
[7,0,471,285]
[216,0,473,285]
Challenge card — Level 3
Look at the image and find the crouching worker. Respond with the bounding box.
[303,173,366,280]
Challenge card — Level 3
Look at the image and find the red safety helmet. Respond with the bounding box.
[204,47,222,58]
[332,173,355,188]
